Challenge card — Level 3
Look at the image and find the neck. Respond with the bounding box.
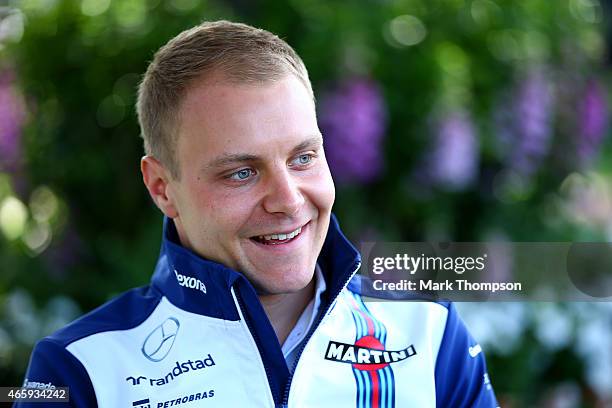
[259,278,315,346]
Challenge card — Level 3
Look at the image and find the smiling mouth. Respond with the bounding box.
[250,225,304,245]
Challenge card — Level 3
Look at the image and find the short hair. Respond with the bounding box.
[136,20,314,179]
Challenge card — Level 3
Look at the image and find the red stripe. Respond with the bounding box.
[370,370,380,408]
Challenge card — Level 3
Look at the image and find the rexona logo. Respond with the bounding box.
[126,354,216,387]
[325,337,417,370]
[141,317,180,362]
[174,270,206,294]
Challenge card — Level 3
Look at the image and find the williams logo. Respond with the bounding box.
[141,317,180,362]
[174,269,207,294]
[325,337,417,370]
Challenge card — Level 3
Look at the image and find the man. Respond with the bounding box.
[17,21,498,407]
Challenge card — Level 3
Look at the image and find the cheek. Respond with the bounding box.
[197,188,256,233]
[308,164,336,212]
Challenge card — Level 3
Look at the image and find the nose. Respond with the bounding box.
[262,169,305,216]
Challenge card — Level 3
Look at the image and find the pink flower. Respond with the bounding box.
[0,70,26,171]
[319,78,387,184]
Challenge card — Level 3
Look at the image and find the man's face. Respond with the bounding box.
[167,75,335,295]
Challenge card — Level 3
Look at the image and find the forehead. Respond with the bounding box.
[175,75,318,165]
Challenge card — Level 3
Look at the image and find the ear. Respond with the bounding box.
[141,156,179,218]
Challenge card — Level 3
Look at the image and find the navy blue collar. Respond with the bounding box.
[150,213,361,318]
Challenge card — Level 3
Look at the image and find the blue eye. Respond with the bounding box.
[293,154,313,166]
[298,154,312,164]
[230,169,254,180]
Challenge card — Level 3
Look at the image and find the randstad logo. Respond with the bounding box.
[174,269,207,294]
[126,354,216,387]
[142,317,180,362]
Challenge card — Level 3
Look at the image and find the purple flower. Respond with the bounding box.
[495,67,553,176]
[319,78,387,184]
[0,70,26,171]
[577,79,608,163]
[428,110,479,191]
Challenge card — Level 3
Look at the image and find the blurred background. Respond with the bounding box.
[0,0,611,406]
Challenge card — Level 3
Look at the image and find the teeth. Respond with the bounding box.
[259,226,303,242]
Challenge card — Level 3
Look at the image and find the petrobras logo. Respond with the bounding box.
[157,390,215,407]
[141,317,180,362]
[174,269,207,294]
[324,338,417,370]
[126,354,216,387]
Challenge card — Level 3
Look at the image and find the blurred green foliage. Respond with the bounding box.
[1,0,611,406]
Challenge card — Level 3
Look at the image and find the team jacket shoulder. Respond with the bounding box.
[45,285,162,348]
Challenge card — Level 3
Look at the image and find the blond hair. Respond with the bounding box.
[136,20,313,178]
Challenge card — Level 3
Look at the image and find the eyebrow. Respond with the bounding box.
[203,135,323,171]
[289,135,323,156]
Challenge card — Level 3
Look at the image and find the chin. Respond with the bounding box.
[252,267,314,296]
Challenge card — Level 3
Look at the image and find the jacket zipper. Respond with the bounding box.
[280,260,362,408]
[233,287,280,406]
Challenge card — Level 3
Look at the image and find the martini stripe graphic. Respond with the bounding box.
[349,308,365,408]
[353,294,395,407]
[347,292,396,408]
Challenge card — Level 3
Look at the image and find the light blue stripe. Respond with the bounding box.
[361,370,371,407]
[348,302,361,340]
[354,368,365,408]
[357,308,368,338]
[350,294,366,338]
[354,308,365,338]
[356,294,381,338]
[387,366,396,407]
[353,294,369,335]
[381,321,387,345]
[350,307,361,338]
[379,367,387,408]
[387,367,395,408]
[374,316,380,338]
